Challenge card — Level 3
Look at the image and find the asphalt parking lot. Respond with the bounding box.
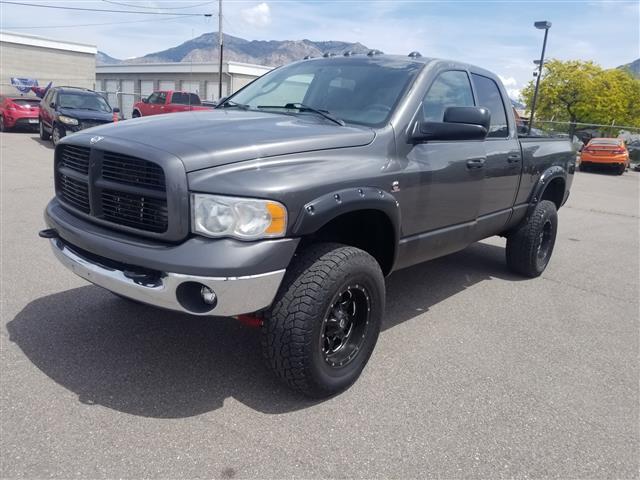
[1,130,638,479]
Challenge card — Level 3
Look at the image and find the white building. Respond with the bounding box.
[0,31,97,95]
[96,61,272,118]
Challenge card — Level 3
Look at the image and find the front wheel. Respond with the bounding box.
[51,124,65,146]
[39,119,50,140]
[132,110,141,118]
[262,243,385,398]
[506,200,558,278]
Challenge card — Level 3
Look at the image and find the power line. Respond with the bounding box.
[4,15,193,30]
[102,0,214,9]
[0,1,211,16]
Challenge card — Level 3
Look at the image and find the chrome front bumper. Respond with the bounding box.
[50,238,285,316]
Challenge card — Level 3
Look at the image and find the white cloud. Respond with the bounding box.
[241,3,271,27]
[498,75,517,87]
[498,76,521,100]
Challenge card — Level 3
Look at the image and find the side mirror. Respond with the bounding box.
[112,107,120,113]
[142,98,149,104]
[49,102,55,108]
[412,106,490,142]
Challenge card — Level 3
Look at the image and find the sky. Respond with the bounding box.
[1,0,639,99]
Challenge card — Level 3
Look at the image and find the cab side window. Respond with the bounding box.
[147,92,159,104]
[422,71,474,122]
[471,74,509,138]
[156,92,167,104]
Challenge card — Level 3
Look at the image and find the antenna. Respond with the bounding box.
[217,0,223,99]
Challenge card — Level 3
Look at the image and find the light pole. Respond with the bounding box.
[528,20,551,134]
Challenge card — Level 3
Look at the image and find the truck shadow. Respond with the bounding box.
[7,241,523,418]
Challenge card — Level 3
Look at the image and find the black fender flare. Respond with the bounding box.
[527,165,567,216]
[291,186,401,267]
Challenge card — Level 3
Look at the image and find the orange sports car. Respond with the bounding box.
[580,138,630,175]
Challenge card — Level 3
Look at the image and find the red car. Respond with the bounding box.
[0,95,41,131]
[132,91,212,118]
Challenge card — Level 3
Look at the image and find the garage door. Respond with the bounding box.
[158,80,175,91]
[120,80,135,119]
[181,81,200,95]
[206,80,228,101]
[140,80,154,99]
[105,80,118,110]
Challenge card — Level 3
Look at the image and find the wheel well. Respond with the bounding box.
[540,177,565,209]
[302,209,396,275]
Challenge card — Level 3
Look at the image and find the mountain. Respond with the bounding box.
[618,58,640,78]
[97,33,371,66]
[97,51,122,65]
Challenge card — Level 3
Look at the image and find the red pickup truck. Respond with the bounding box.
[132,91,212,118]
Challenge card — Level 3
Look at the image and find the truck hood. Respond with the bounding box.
[84,109,375,172]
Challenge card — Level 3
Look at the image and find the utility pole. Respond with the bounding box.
[218,0,223,99]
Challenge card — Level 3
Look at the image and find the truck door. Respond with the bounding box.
[395,70,486,266]
[403,70,484,234]
[470,73,522,234]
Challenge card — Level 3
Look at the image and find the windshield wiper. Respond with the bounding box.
[257,103,345,126]
[220,99,250,110]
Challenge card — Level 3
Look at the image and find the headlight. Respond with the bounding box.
[58,115,79,126]
[191,193,287,240]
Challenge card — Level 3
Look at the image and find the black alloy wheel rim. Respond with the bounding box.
[321,284,371,368]
[537,220,553,264]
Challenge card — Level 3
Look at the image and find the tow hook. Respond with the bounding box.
[38,228,58,239]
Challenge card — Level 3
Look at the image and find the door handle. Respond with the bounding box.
[507,154,521,163]
[466,158,486,169]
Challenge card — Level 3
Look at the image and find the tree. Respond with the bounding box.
[521,59,640,134]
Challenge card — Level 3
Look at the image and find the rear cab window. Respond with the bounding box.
[171,92,201,105]
[471,74,509,138]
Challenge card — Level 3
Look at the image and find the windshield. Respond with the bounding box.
[58,92,112,112]
[12,98,40,107]
[227,58,422,127]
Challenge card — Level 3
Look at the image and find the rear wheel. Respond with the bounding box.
[39,120,50,140]
[617,164,625,175]
[506,200,558,278]
[580,164,589,172]
[262,243,385,398]
[0,116,6,132]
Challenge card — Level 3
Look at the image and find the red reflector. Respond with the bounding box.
[236,314,262,328]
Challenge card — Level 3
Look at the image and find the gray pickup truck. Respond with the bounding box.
[41,53,575,397]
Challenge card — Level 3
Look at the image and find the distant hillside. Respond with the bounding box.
[97,51,121,65]
[618,58,640,78]
[97,33,371,66]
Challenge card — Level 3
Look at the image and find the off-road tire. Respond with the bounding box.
[506,200,558,278]
[262,243,385,398]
